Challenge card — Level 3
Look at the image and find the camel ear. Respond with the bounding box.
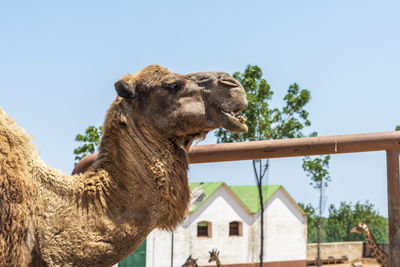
[115,80,136,99]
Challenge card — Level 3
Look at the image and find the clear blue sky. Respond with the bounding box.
[1,0,399,217]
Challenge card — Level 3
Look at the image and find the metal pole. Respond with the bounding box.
[189,131,400,163]
[72,131,400,174]
[386,149,400,266]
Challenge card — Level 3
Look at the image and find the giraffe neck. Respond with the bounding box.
[363,227,388,266]
[216,258,222,267]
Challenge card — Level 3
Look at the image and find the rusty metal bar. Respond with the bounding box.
[387,149,400,266]
[189,131,400,163]
[73,131,400,171]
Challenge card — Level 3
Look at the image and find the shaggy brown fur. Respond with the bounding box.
[0,65,247,266]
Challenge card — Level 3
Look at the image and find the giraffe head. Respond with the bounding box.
[350,221,368,234]
[208,249,220,263]
[182,255,199,267]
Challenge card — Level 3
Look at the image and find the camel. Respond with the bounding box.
[182,255,199,267]
[208,249,222,267]
[0,64,248,266]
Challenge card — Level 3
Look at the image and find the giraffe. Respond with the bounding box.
[208,249,222,267]
[182,255,199,267]
[350,222,388,267]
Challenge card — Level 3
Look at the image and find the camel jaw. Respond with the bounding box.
[214,104,248,133]
[220,109,247,132]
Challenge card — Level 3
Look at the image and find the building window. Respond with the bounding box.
[197,221,211,237]
[229,221,242,236]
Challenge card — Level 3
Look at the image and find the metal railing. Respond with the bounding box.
[188,131,400,266]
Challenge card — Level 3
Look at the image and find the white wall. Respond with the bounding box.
[145,187,307,267]
[253,190,307,262]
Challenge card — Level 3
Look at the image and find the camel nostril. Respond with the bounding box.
[219,79,239,87]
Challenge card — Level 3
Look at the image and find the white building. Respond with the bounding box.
[119,182,307,267]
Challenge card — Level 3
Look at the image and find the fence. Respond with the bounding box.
[306,241,389,262]
[188,131,400,266]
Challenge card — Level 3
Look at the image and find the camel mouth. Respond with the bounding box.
[218,105,248,133]
[171,131,208,150]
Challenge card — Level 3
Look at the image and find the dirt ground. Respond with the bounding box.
[313,258,380,267]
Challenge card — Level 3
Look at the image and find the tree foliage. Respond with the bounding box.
[215,65,312,143]
[302,155,331,266]
[215,65,313,267]
[298,202,320,243]
[299,201,388,243]
[73,125,103,163]
[303,155,331,189]
[326,201,388,243]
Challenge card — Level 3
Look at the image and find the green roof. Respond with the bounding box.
[229,185,281,214]
[188,182,283,214]
[189,182,225,213]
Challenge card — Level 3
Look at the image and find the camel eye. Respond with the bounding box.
[163,82,181,92]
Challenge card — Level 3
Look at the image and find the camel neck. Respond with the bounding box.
[31,100,191,265]
[90,99,190,230]
[95,99,178,172]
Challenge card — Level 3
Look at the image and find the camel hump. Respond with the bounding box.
[0,107,33,147]
[71,153,98,175]
[0,107,36,265]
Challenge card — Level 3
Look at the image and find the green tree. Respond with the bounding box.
[326,201,388,243]
[302,155,331,267]
[216,65,312,267]
[73,125,103,164]
[298,202,319,243]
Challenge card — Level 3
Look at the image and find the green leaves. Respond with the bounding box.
[298,202,320,243]
[302,155,331,189]
[215,65,312,143]
[73,125,103,163]
[326,201,388,243]
[302,155,331,249]
[299,201,388,243]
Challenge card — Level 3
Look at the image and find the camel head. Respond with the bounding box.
[350,221,368,234]
[114,65,248,148]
